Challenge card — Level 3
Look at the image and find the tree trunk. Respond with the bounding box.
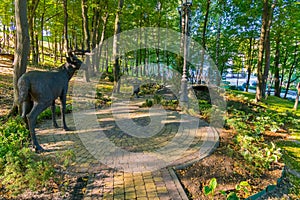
[96,10,109,72]
[262,30,271,99]
[262,1,276,100]
[91,0,100,49]
[245,37,253,92]
[81,0,91,81]
[10,0,30,116]
[215,12,222,86]
[27,0,40,65]
[256,0,270,102]
[35,32,39,63]
[41,11,45,63]
[84,54,90,82]
[294,83,300,110]
[63,0,69,51]
[54,31,58,61]
[199,0,211,84]
[29,17,36,64]
[274,36,281,97]
[81,0,90,51]
[284,42,298,99]
[135,49,139,77]
[105,40,109,73]
[113,0,124,93]
[156,2,162,79]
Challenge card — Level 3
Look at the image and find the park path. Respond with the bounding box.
[36,98,219,200]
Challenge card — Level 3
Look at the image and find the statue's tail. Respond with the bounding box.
[17,76,30,104]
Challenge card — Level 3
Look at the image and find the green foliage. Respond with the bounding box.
[38,104,73,121]
[95,87,112,108]
[226,90,300,196]
[142,99,153,107]
[153,94,162,104]
[204,178,252,199]
[224,92,298,175]
[203,178,217,198]
[53,150,76,171]
[198,100,212,120]
[161,99,178,110]
[277,140,300,172]
[236,135,281,173]
[140,83,162,95]
[1,148,54,194]
[0,117,30,158]
[226,192,240,200]
[287,173,300,197]
[0,117,55,196]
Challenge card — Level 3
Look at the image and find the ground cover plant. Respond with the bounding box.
[0,118,52,197]
[177,90,300,199]
[0,116,80,199]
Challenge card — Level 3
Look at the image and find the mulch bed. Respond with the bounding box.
[176,129,284,200]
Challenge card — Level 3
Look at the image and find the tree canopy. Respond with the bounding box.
[0,0,299,99]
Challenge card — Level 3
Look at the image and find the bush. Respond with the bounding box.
[161,100,178,110]
[142,99,153,107]
[0,117,55,196]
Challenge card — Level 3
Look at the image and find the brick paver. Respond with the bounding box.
[36,97,219,199]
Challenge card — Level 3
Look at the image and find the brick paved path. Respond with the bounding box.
[36,98,219,200]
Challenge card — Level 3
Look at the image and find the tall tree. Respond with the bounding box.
[256,0,276,102]
[91,0,101,50]
[283,42,299,98]
[28,0,40,65]
[113,0,124,93]
[63,0,69,50]
[11,0,30,115]
[262,0,276,99]
[197,0,210,84]
[273,35,281,97]
[96,4,109,71]
[81,0,90,52]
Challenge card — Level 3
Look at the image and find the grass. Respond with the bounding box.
[232,90,300,115]
[277,140,300,170]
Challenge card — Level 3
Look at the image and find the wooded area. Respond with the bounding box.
[0,1,300,199]
[0,0,299,102]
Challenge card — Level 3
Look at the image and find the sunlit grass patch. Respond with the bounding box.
[96,82,114,93]
[277,140,300,169]
[230,90,300,116]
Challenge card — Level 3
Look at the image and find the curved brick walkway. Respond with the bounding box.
[36,98,219,200]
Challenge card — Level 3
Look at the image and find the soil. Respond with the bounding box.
[176,129,286,200]
[0,65,14,118]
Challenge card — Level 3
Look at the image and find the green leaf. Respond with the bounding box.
[209,178,218,190]
[239,181,249,187]
[227,192,240,200]
[220,190,227,196]
[203,186,212,196]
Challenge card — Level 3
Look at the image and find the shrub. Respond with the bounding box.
[143,99,153,107]
[0,117,55,196]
